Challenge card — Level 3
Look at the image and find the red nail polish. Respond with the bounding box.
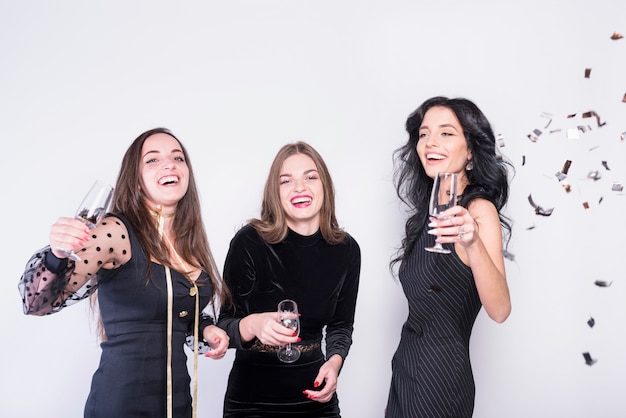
[296,337,302,342]
[314,381,320,388]
[292,331,297,337]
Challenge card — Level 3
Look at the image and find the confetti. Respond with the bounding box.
[611,31,623,40]
[583,352,597,366]
[622,93,626,103]
[584,68,591,78]
[601,161,610,170]
[528,194,554,216]
[621,132,625,141]
[566,128,580,139]
[562,182,571,193]
[540,112,553,128]
[496,133,505,148]
[582,110,606,127]
[587,170,601,181]
[587,316,595,328]
[612,183,624,192]
[594,280,612,287]
[561,160,572,175]
[582,201,590,209]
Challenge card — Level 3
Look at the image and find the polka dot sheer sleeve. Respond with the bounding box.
[18,216,131,316]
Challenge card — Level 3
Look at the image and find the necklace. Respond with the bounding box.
[149,208,176,218]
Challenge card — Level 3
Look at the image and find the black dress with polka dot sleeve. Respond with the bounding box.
[19,214,214,418]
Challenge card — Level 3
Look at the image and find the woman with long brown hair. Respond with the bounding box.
[19,127,230,417]
[217,141,361,417]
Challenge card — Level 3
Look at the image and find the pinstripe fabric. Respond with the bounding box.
[386,227,481,418]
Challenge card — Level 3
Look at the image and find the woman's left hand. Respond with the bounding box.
[203,325,230,359]
[303,354,343,403]
[428,205,478,247]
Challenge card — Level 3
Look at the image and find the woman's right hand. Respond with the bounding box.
[49,217,92,259]
[239,311,300,346]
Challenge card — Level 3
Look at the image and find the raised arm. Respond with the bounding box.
[19,215,131,316]
[430,199,511,322]
[440,199,511,322]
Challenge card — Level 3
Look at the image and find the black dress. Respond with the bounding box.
[385,226,481,418]
[19,215,213,418]
[217,225,361,417]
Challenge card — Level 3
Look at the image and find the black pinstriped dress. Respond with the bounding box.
[385,226,481,418]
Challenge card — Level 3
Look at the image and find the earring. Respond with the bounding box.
[466,159,474,171]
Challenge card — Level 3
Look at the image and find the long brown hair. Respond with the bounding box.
[249,141,345,244]
[112,127,229,306]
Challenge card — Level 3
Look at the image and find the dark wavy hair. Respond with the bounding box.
[391,97,513,271]
[249,141,345,245]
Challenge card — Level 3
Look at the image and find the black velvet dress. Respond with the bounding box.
[19,215,213,418]
[217,225,361,417]
[385,226,481,418]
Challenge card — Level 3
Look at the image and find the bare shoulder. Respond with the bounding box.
[467,198,498,222]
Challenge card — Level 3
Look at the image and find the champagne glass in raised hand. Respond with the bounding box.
[59,180,114,261]
[277,299,301,363]
[425,172,458,254]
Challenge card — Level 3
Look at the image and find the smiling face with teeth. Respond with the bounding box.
[416,105,472,186]
[278,153,324,235]
[139,133,189,214]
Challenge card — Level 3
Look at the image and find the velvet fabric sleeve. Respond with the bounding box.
[216,227,258,350]
[324,233,361,361]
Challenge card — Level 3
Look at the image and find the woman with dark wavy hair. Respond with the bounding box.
[217,141,361,417]
[19,128,230,417]
[385,97,513,418]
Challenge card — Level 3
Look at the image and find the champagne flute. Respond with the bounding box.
[277,299,301,363]
[59,180,114,261]
[425,172,458,254]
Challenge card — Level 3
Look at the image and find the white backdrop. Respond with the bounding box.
[1,1,625,417]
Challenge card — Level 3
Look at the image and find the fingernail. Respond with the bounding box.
[302,390,308,395]
[314,381,320,387]
[427,229,438,235]
[296,337,302,342]
[292,331,297,337]
[428,221,437,228]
